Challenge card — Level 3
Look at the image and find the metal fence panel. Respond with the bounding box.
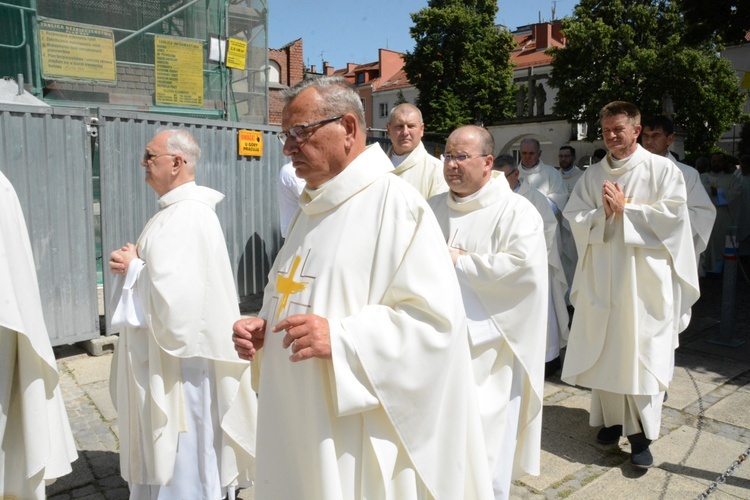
[0,103,99,345]
[98,109,284,335]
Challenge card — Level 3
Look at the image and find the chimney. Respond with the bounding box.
[310,64,317,74]
[535,22,552,49]
[324,62,334,76]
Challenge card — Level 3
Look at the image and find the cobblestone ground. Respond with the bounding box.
[46,270,750,499]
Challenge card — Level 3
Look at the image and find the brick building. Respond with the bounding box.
[268,38,305,125]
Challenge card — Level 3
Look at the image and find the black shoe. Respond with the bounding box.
[545,356,561,378]
[596,425,622,445]
[628,432,654,468]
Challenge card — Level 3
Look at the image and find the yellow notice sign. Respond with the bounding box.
[39,20,116,83]
[226,39,248,70]
[238,130,263,157]
[154,37,204,107]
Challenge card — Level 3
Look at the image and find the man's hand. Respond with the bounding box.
[602,180,625,219]
[108,243,138,275]
[273,314,331,362]
[233,317,266,361]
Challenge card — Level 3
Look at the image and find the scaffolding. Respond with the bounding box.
[0,0,269,123]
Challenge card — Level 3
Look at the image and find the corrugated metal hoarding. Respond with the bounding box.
[0,103,99,345]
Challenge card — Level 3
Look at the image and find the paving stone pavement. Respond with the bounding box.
[45,273,750,499]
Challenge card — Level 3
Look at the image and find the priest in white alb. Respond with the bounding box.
[108,129,256,499]
[1,170,78,500]
[641,116,715,273]
[232,77,493,500]
[561,102,700,469]
[428,126,548,500]
[492,154,569,378]
[386,103,448,199]
[518,137,568,215]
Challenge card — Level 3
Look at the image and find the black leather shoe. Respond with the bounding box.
[596,425,622,445]
[545,357,561,378]
[628,432,654,468]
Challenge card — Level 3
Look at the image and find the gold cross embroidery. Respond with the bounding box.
[276,254,310,318]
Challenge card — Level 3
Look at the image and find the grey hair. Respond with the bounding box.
[155,127,200,175]
[282,76,365,129]
[493,154,517,171]
[520,137,541,152]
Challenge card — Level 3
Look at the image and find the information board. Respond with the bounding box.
[154,36,204,107]
[39,20,116,83]
[226,38,248,70]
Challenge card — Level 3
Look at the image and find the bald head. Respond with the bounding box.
[444,125,495,197]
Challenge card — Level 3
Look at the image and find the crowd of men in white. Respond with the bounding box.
[3,75,749,499]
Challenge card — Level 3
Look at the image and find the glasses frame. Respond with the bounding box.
[143,152,176,163]
[278,115,344,145]
[443,153,491,164]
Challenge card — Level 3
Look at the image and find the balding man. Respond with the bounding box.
[493,155,569,378]
[232,77,492,499]
[429,127,547,499]
[386,103,448,198]
[518,137,568,215]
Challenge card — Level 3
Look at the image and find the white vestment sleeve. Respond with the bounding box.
[110,258,147,329]
[456,261,503,346]
[329,320,380,416]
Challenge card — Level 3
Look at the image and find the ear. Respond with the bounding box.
[483,155,494,176]
[172,155,185,175]
[341,113,359,146]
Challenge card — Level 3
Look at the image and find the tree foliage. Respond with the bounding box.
[403,0,516,133]
[677,0,750,47]
[548,0,745,154]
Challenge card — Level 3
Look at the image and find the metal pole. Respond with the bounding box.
[708,226,745,347]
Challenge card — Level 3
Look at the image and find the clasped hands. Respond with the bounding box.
[109,243,138,275]
[232,314,332,362]
[602,180,625,219]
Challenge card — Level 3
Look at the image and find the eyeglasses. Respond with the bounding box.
[443,153,490,164]
[143,152,176,163]
[278,116,344,145]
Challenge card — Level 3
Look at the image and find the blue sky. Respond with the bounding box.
[268,0,577,70]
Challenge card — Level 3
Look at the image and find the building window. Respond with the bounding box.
[379,103,388,118]
[356,73,365,84]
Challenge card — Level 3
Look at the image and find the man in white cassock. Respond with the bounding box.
[641,116,715,274]
[518,137,568,216]
[492,155,569,378]
[700,153,742,273]
[561,102,700,469]
[0,170,78,500]
[641,117,716,383]
[428,126,548,500]
[558,145,584,197]
[386,103,448,199]
[231,77,493,500]
[108,129,256,499]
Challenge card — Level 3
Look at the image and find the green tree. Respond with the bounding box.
[403,0,516,133]
[395,89,408,106]
[548,0,745,153]
[677,0,750,46]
